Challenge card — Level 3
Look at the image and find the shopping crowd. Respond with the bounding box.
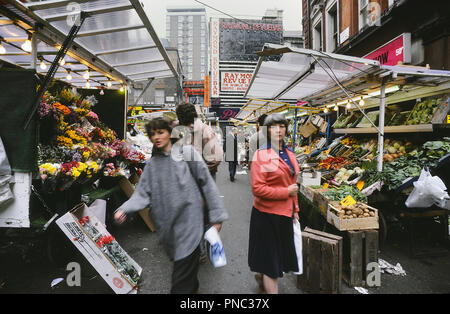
[115,103,301,294]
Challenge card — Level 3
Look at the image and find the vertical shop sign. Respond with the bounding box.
[204,75,210,107]
[211,18,220,98]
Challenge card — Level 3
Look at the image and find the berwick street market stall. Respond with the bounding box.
[244,44,450,285]
[0,0,179,293]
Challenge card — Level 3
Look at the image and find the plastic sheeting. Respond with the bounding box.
[0,137,14,208]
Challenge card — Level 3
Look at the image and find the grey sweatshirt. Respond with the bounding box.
[117,144,228,261]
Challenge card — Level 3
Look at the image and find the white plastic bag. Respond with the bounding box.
[405,169,449,208]
[204,226,226,268]
[292,219,303,275]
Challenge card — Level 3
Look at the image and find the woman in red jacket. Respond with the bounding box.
[248,113,300,294]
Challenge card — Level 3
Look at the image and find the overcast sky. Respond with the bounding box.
[142,0,302,39]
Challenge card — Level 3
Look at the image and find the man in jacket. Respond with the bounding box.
[224,127,238,182]
[175,103,223,180]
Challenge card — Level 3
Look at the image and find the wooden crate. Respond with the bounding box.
[297,228,343,294]
[315,191,331,217]
[342,230,379,287]
[327,202,379,231]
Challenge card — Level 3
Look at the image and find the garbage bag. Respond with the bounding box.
[0,137,13,207]
[405,169,449,208]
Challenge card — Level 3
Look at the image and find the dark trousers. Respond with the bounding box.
[228,161,237,179]
[171,246,200,294]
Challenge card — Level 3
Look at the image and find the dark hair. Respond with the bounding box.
[263,113,289,129]
[145,117,172,137]
[257,114,267,126]
[176,103,198,126]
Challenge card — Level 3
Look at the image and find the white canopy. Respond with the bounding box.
[0,0,179,89]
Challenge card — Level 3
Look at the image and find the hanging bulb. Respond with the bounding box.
[85,80,91,89]
[119,85,124,92]
[66,70,72,81]
[359,97,365,107]
[59,58,65,66]
[107,80,112,88]
[40,59,47,70]
[99,88,104,95]
[346,100,351,110]
[21,35,32,52]
[83,69,90,80]
[323,108,329,113]
[0,43,5,55]
[334,105,339,111]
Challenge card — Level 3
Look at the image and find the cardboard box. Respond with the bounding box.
[327,202,379,231]
[299,184,315,202]
[56,203,143,294]
[298,171,322,186]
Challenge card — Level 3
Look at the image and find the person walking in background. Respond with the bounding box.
[248,113,300,294]
[175,103,223,180]
[114,117,228,294]
[224,127,238,182]
[249,114,268,170]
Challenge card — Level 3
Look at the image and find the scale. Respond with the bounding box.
[298,163,322,186]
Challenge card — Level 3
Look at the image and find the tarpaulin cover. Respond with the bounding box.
[0,68,38,172]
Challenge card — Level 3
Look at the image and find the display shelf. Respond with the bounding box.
[334,124,449,134]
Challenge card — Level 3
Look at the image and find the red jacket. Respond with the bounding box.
[250,145,300,218]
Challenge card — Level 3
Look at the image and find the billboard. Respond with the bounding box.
[211,18,220,98]
[364,33,411,66]
[220,72,253,92]
[209,107,240,121]
[219,18,283,62]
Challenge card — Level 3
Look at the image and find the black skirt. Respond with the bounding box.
[248,207,299,279]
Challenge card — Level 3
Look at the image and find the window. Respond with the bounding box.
[155,89,165,105]
[313,21,322,51]
[327,3,338,52]
[359,0,369,30]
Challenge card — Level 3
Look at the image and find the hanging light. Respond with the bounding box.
[333,104,339,111]
[21,34,32,52]
[107,79,112,88]
[119,84,124,92]
[66,69,72,81]
[359,97,365,107]
[59,58,66,66]
[39,58,47,70]
[83,69,90,80]
[0,41,5,55]
[346,100,351,110]
[99,88,104,95]
[323,108,329,113]
[85,80,91,89]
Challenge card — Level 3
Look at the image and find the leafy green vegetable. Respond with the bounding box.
[324,185,368,203]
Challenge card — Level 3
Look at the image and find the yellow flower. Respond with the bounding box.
[82,151,90,159]
[72,169,81,178]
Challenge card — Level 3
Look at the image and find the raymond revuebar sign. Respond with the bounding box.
[220,72,253,92]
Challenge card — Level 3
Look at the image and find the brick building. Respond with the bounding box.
[302,0,450,69]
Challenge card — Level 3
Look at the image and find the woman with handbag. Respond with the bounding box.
[114,117,228,294]
[248,113,301,294]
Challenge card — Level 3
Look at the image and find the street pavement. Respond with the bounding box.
[1,163,449,294]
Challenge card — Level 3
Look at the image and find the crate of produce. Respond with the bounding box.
[327,202,379,231]
[356,111,379,128]
[387,111,411,126]
[406,96,449,125]
[299,184,316,202]
[315,190,331,217]
[297,227,343,294]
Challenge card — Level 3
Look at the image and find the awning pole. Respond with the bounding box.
[377,80,386,172]
[292,108,298,149]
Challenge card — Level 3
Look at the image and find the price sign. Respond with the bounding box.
[323,183,329,189]
[357,181,365,191]
[340,195,357,207]
[447,114,450,124]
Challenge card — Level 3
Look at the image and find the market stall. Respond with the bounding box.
[244,44,450,282]
[0,0,179,293]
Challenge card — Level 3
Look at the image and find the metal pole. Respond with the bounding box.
[377,80,386,172]
[292,108,298,149]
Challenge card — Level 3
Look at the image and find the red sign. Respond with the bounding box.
[364,33,411,66]
[221,72,253,92]
[204,75,210,108]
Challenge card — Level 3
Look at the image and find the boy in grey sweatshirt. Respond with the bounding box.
[114,117,228,293]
